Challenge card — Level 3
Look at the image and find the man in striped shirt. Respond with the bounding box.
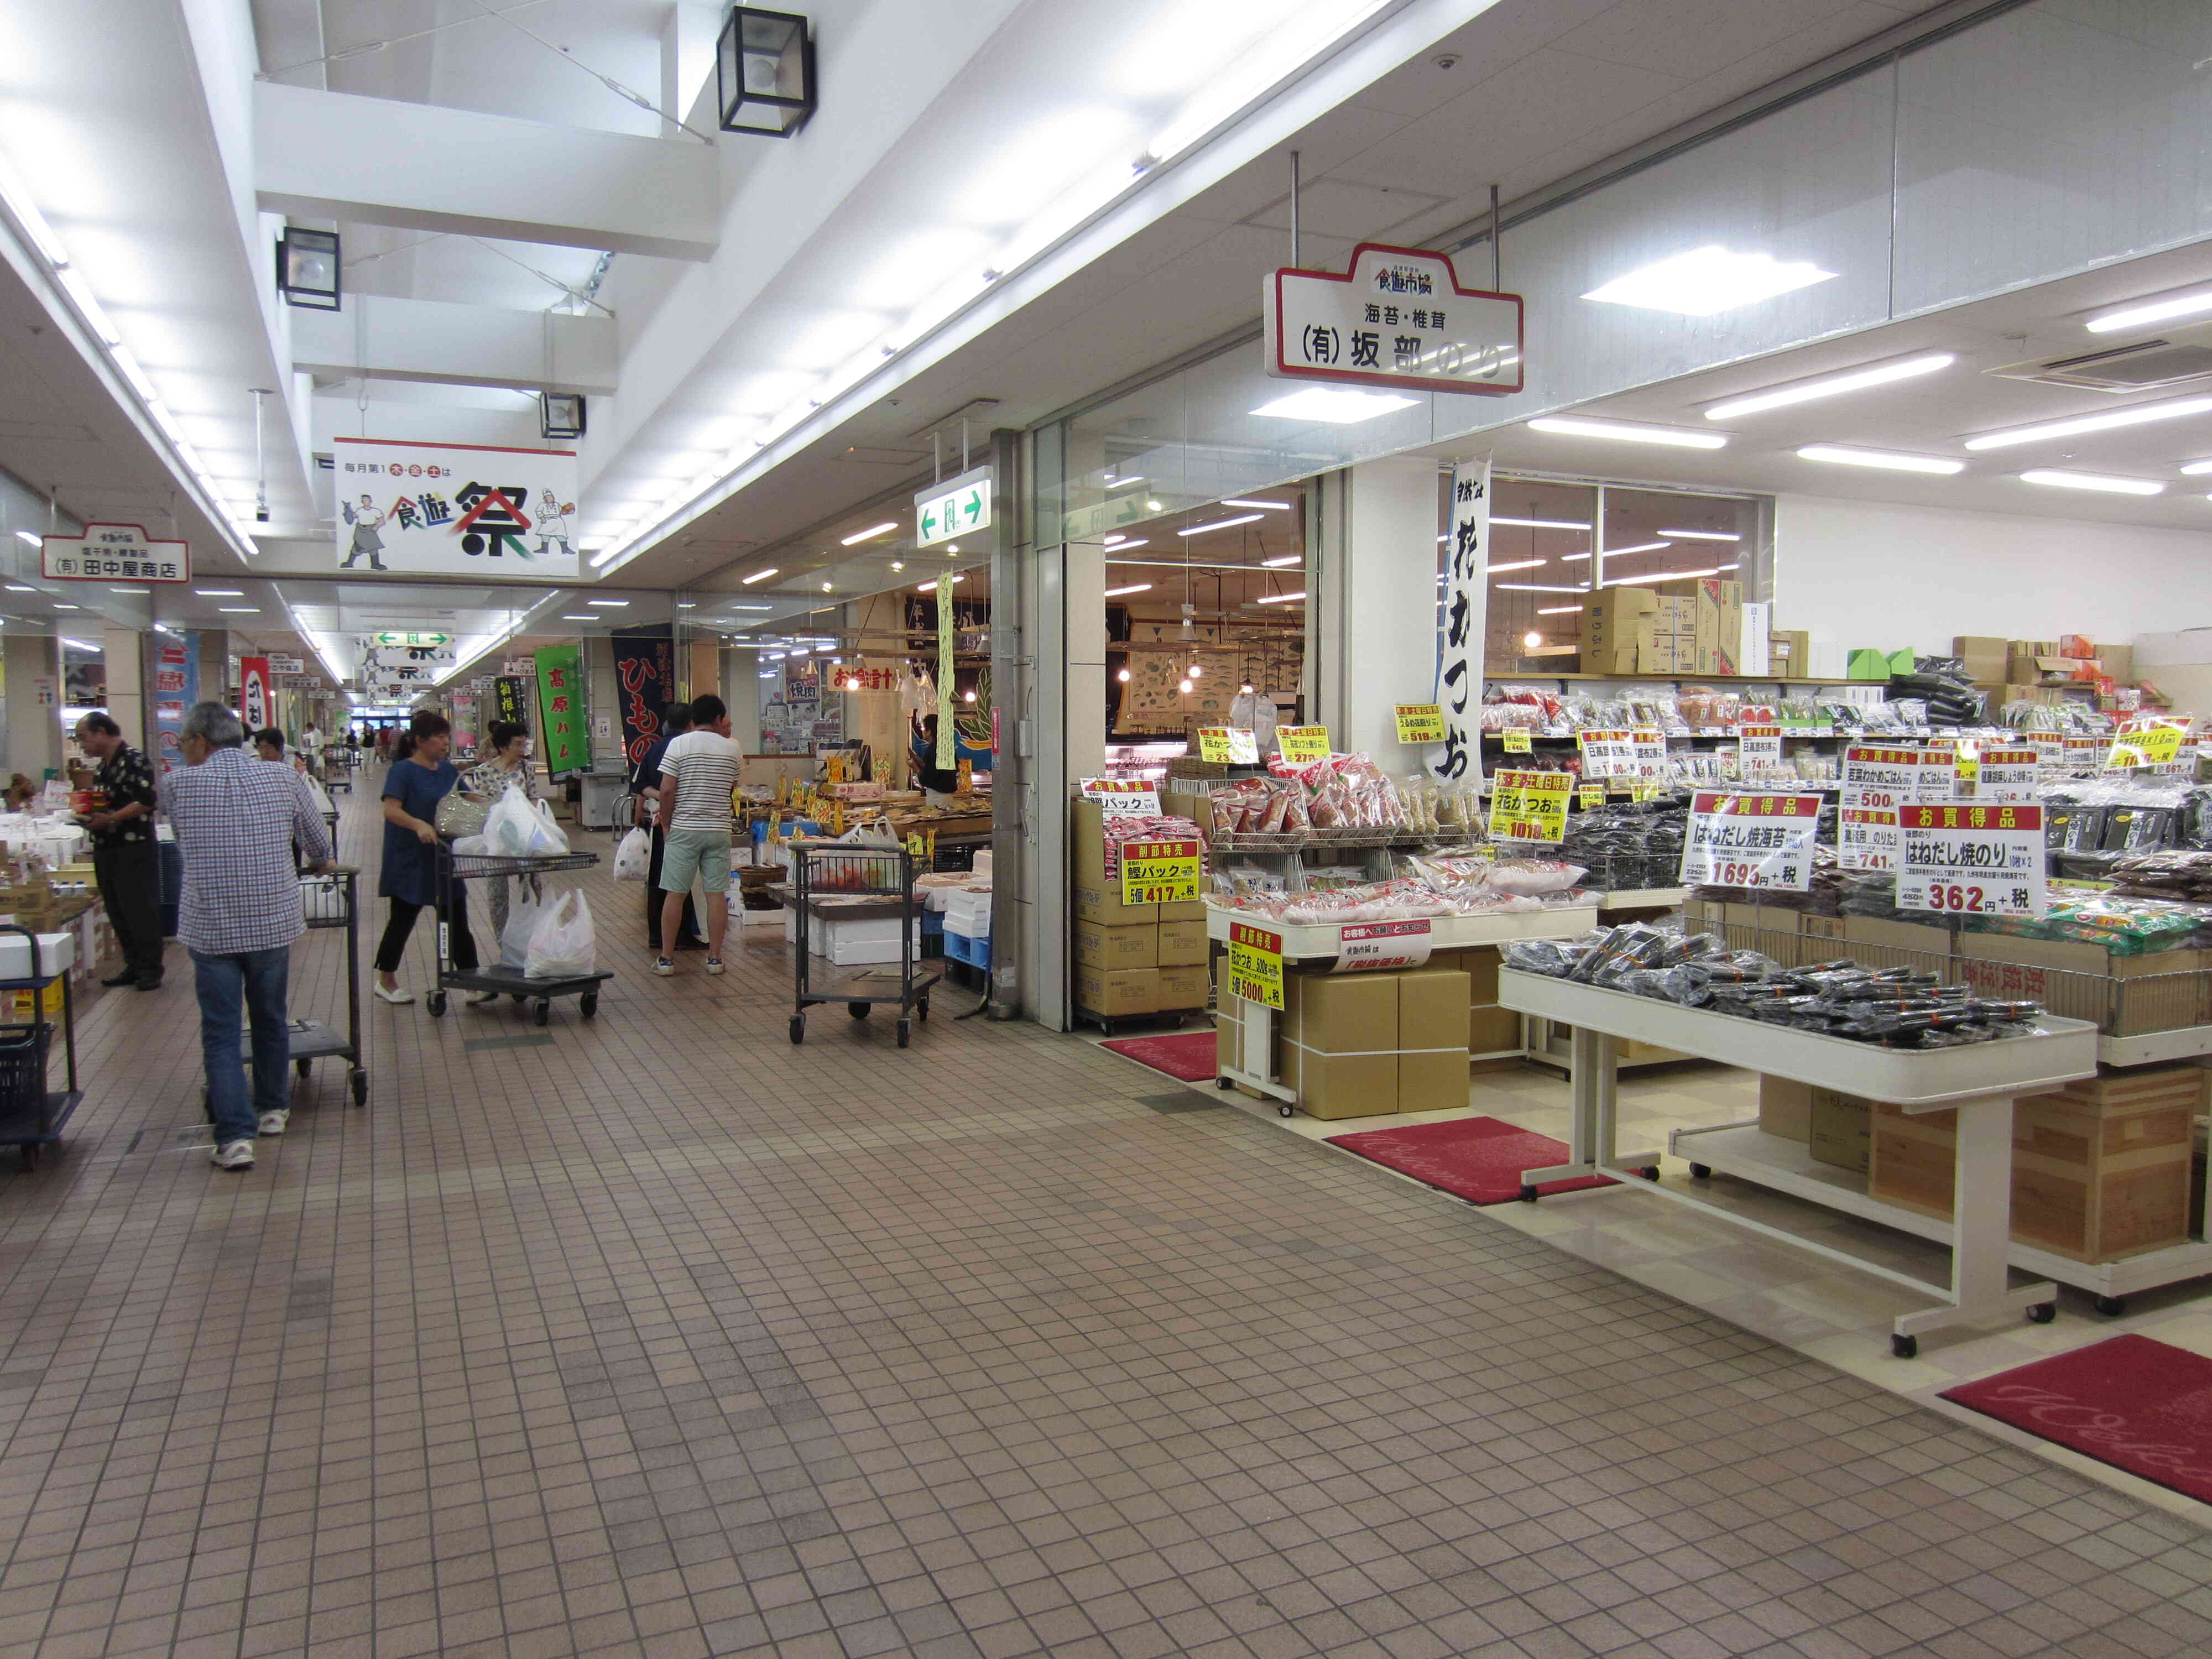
[653,693,739,977]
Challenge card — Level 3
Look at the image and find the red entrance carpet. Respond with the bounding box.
[1100,1031,1217,1082]
[1326,1115,1614,1205]
[1940,1335,2212,1505]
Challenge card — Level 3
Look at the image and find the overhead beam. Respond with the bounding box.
[290,294,618,394]
[254,81,719,261]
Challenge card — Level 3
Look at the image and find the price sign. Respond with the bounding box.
[1577,785,1605,810]
[1335,920,1433,973]
[1576,729,1634,778]
[1738,724,1782,769]
[1394,704,1444,744]
[1679,792,1823,890]
[1079,778,1160,817]
[1489,769,1573,843]
[1501,729,1533,754]
[2064,734,2105,772]
[2105,719,2189,770]
[1198,727,1260,765]
[1630,727,1667,779]
[1277,726,1332,764]
[1226,922,1285,1009]
[1896,803,2046,919]
[1119,837,1202,905]
[2030,736,2067,773]
[1975,748,2041,803]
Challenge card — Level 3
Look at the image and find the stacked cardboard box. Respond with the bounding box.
[1755,1076,1872,1169]
[1280,964,1470,1119]
[1071,800,1207,1019]
[1653,578,1744,675]
[1432,946,1521,1056]
[1953,634,2008,687]
[1578,589,1655,674]
[1768,629,1811,677]
[1644,594,1697,674]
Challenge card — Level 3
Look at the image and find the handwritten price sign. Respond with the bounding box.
[1226,922,1284,1009]
[1489,770,1572,843]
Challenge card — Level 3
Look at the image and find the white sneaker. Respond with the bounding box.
[374,983,414,1005]
[464,989,499,1006]
[653,957,675,976]
[210,1139,255,1171]
[258,1110,289,1136]
[705,958,725,975]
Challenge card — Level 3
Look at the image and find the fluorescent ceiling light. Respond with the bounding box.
[196,588,244,596]
[1598,541,1670,559]
[1106,476,1147,492]
[13,532,39,547]
[1581,244,1835,316]
[108,586,150,594]
[1103,538,1149,551]
[741,567,778,584]
[217,607,259,613]
[1177,514,1264,536]
[52,603,76,609]
[1702,352,1954,420]
[1220,498,1291,510]
[725,603,774,611]
[2018,469,2165,495]
[1535,605,1585,615]
[676,602,696,608]
[2085,287,2212,334]
[2,586,28,593]
[1558,552,1591,561]
[1495,583,1590,593]
[1486,560,1543,573]
[839,521,898,545]
[1528,416,1727,449]
[60,638,96,651]
[1251,591,1306,604]
[1260,554,1301,568]
[1490,516,1590,530]
[918,575,966,590]
[1717,562,1739,571]
[1103,583,1152,597]
[1796,444,1965,475]
[1250,388,1417,424]
[1102,534,1127,545]
[1604,567,1719,586]
[2181,460,2212,476]
[562,615,594,621]
[1963,394,2212,451]
[587,599,628,607]
[1655,529,1741,542]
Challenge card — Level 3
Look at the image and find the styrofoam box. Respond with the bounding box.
[814,917,924,966]
[0,931,75,980]
[945,910,990,939]
[972,851,992,878]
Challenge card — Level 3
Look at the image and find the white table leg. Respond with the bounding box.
[1891,1091,2057,1355]
[1519,1026,1662,1197]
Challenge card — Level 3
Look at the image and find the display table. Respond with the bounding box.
[1496,969,2100,1355]
[1209,905,1597,1111]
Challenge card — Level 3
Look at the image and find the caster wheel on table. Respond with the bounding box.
[1277,1104,1295,1118]
[427,991,447,1017]
[578,993,598,1020]
[1891,1333,1918,1359]
[789,1014,805,1045]
[1637,1166,1660,1181]
[896,1018,911,1048]
[1519,1183,1539,1203]
[2027,1301,2057,1324]
[2095,1295,2127,1317]
[295,1058,312,1078]
[1689,1163,1712,1180]
[848,1001,869,1019]
[1216,1076,1235,1089]
[349,1069,368,1107]
[533,1000,550,1027]
[511,993,528,1004]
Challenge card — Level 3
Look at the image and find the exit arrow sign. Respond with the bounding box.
[914,464,993,549]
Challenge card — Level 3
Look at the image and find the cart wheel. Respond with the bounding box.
[1689,1163,1712,1180]
[1278,1104,1295,1118]
[295,1058,312,1078]
[2095,1295,2127,1317]
[427,990,447,1017]
[848,1001,869,1019]
[1216,1076,1234,1089]
[533,1000,550,1027]
[916,999,928,1023]
[2027,1301,2057,1324]
[512,993,528,1004]
[579,993,598,1020]
[789,1014,805,1044]
[1891,1333,1918,1360]
[1637,1166,1660,1181]
[896,1018,911,1048]
[350,1070,368,1107]
[1518,1183,1539,1203]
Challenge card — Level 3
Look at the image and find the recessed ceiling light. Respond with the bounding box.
[742,567,778,584]
[917,575,965,590]
[11,532,36,547]
[1490,516,1591,530]
[1796,444,1965,475]
[1250,388,1418,424]
[1220,498,1292,510]
[2181,459,2212,476]
[1528,416,1726,449]
[1702,352,1954,420]
[108,586,150,594]
[1260,554,1301,568]
[1495,583,1589,592]
[1177,514,1264,537]
[3,586,30,593]
[1103,583,1152,597]
[1251,591,1306,604]
[1581,244,1835,316]
[820,581,833,592]
[196,588,244,596]
[1485,560,1544,573]
[839,521,898,545]
[2085,286,2212,334]
[562,615,594,621]
[1963,394,2212,451]
[1655,529,1741,541]
[726,603,773,610]
[890,560,904,571]
[2018,469,2165,495]
[218,607,259,613]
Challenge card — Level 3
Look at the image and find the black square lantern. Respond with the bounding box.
[717,7,814,138]
[540,392,587,441]
[275,227,341,310]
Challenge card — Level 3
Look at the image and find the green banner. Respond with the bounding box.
[534,644,586,779]
[936,581,954,768]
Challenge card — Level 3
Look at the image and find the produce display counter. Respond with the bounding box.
[1497,969,2100,1357]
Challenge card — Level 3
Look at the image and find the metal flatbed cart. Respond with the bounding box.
[430,846,609,1025]
[0,924,80,1171]
[325,749,356,794]
[291,864,367,1106]
[788,844,938,1047]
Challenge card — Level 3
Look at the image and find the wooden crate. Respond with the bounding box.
[1869,1064,2198,1262]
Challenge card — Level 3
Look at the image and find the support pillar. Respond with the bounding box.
[1311,456,1441,760]
[4,636,62,781]
[103,628,147,751]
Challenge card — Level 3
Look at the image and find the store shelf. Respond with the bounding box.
[1484,669,1872,686]
[1597,888,1686,910]
[1204,903,1595,959]
[2096,1024,2212,1067]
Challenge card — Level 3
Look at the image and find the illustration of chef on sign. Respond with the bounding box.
[328,437,580,578]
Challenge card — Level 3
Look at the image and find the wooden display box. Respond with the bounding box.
[1955,931,2212,1036]
[1869,1065,2198,1262]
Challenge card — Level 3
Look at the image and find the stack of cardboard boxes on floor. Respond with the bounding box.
[1071,801,1206,1021]
[0,854,106,1019]
[1579,580,1745,676]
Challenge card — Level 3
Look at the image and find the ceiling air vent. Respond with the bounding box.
[1990,322,2212,392]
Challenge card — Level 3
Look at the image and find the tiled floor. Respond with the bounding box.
[1,792,2209,1659]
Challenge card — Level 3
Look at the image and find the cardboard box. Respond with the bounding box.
[1469,1005,1522,1055]
[1809,1091,1871,1173]
[1758,1075,1812,1142]
[2094,643,2135,683]
[1769,629,1811,676]
[1580,589,1656,674]
[1463,945,1502,1006]
[1155,917,1206,967]
[1953,635,2008,679]
[1215,1009,1272,1081]
[1156,963,1207,1010]
[1159,898,1207,923]
[1284,973,1397,1119]
[1074,921,1156,970]
[1073,964,1159,1017]
[1955,932,2211,1036]
[1661,577,1743,676]
[1073,800,1159,924]
[1398,969,1471,1113]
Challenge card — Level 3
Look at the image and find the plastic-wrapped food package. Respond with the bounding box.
[1486,858,1588,895]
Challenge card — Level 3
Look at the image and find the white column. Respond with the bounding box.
[102,628,147,750]
[3,637,62,781]
[1312,456,1440,760]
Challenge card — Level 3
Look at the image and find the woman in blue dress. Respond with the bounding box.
[374,712,492,1005]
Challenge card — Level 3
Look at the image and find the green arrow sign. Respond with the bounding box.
[914,465,993,549]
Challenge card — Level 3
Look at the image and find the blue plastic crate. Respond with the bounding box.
[944,931,992,971]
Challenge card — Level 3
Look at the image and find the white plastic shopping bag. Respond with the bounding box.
[499,888,549,971]
[523,797,570,855]
[524,893,596,979]
[612,827,651,882]
[484,784,535,855]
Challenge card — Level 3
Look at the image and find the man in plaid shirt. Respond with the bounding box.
[158,702,333,1170]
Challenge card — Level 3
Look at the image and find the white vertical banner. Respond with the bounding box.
[1428,457,1489,782]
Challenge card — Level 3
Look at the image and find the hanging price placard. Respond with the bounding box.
[1738,725,1782,769]
[1896,804,2046,919]
[1975,748,2041,803]
[1197,728,1260,765]
[1119,837,1202,905]
[1630,727,1667,779]
[1225,922,1285,1009]
[1501,729,1533,754]
[2105,719,2189,770]
[1394,704,1444,744]
[1276,726,1332,764]
[1679,792,1823,890]
[1079,778,1160,817]
[1489,770,1572,843]
[1577,785,1605,810]
[1576,729,1634,778]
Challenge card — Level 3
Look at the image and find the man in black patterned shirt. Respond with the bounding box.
[75,712,164,990]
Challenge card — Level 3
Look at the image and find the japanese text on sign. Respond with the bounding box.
[1119,838,1202,906]
[1265,243,1522,395]
[1394,704,1444,744]
[1501,730,1532,754]
[1078,778,1160,817]
[1276,726,1331,764]
[1426,457,1488,786]
[1896,804,2047,919]
[1226,922,1285,1009]
[1489,769,1572,843]
[41,523,189,583]
[2105,719,2189,770]
[1679,792,1823,891]
[1197,727,1259,765]
[915,464,992,549]
[1577,729,1635,778]
[1335,920,1433,973]
[1738,725,1782,769]
[1975,748,2042,804]
[332,437,577,577]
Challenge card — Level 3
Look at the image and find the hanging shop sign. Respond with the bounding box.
[1679,792,1822,890]
[372,630,452,649]
[1198,727,1260,765]
[330,437,578,577]
[1394,703,1444,745]
[1897,804,2047,920]
[1426,456,1489,784]
[40,522,189,583]
[915,464,991,549]
[533,646,586,779]
[612,634,675,771]
[1264,243,1523,396]
[1334,920,1433,973]
[1489,769,1571,844]
[1276,725,1331,764]
[1225,922,1285,1009]
[265,654,306,676]
[1078,778,1160,817]
[933,579,956,768]
[1118,836,1202,906]
[238,657,272,731]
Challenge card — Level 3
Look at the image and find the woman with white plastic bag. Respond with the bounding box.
[463,723,545,936]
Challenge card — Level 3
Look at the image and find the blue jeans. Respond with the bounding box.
[192,946,291,1144]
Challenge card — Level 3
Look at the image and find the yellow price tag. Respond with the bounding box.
[1277,726,1331,764]
[1225,922,1285,1010]
[1502,731,1533,754]
[1394,703,1444,744]
[2105,721,2186,769]
[1119,837,1202,905]
[1198,728,1259,765]
[872,755,889,783]
[1577,785,1605,810]
[1489,770,1573,844]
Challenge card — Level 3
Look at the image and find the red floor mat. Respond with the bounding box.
[1326,1115,1614,1205]
[1099,1031,1217,1082]
[1940,1335,2212,1505]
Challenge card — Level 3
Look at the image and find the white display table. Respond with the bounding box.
[1496,969,2100,1356]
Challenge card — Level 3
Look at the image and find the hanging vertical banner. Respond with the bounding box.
[450,685,478,753]
[150,631,197,774]
[612,634,676,771]
[935,579,954,768]
[493,675,529,730]
[238,656,272,732]
[533,645,586,779]
[1427,457,1489,783]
